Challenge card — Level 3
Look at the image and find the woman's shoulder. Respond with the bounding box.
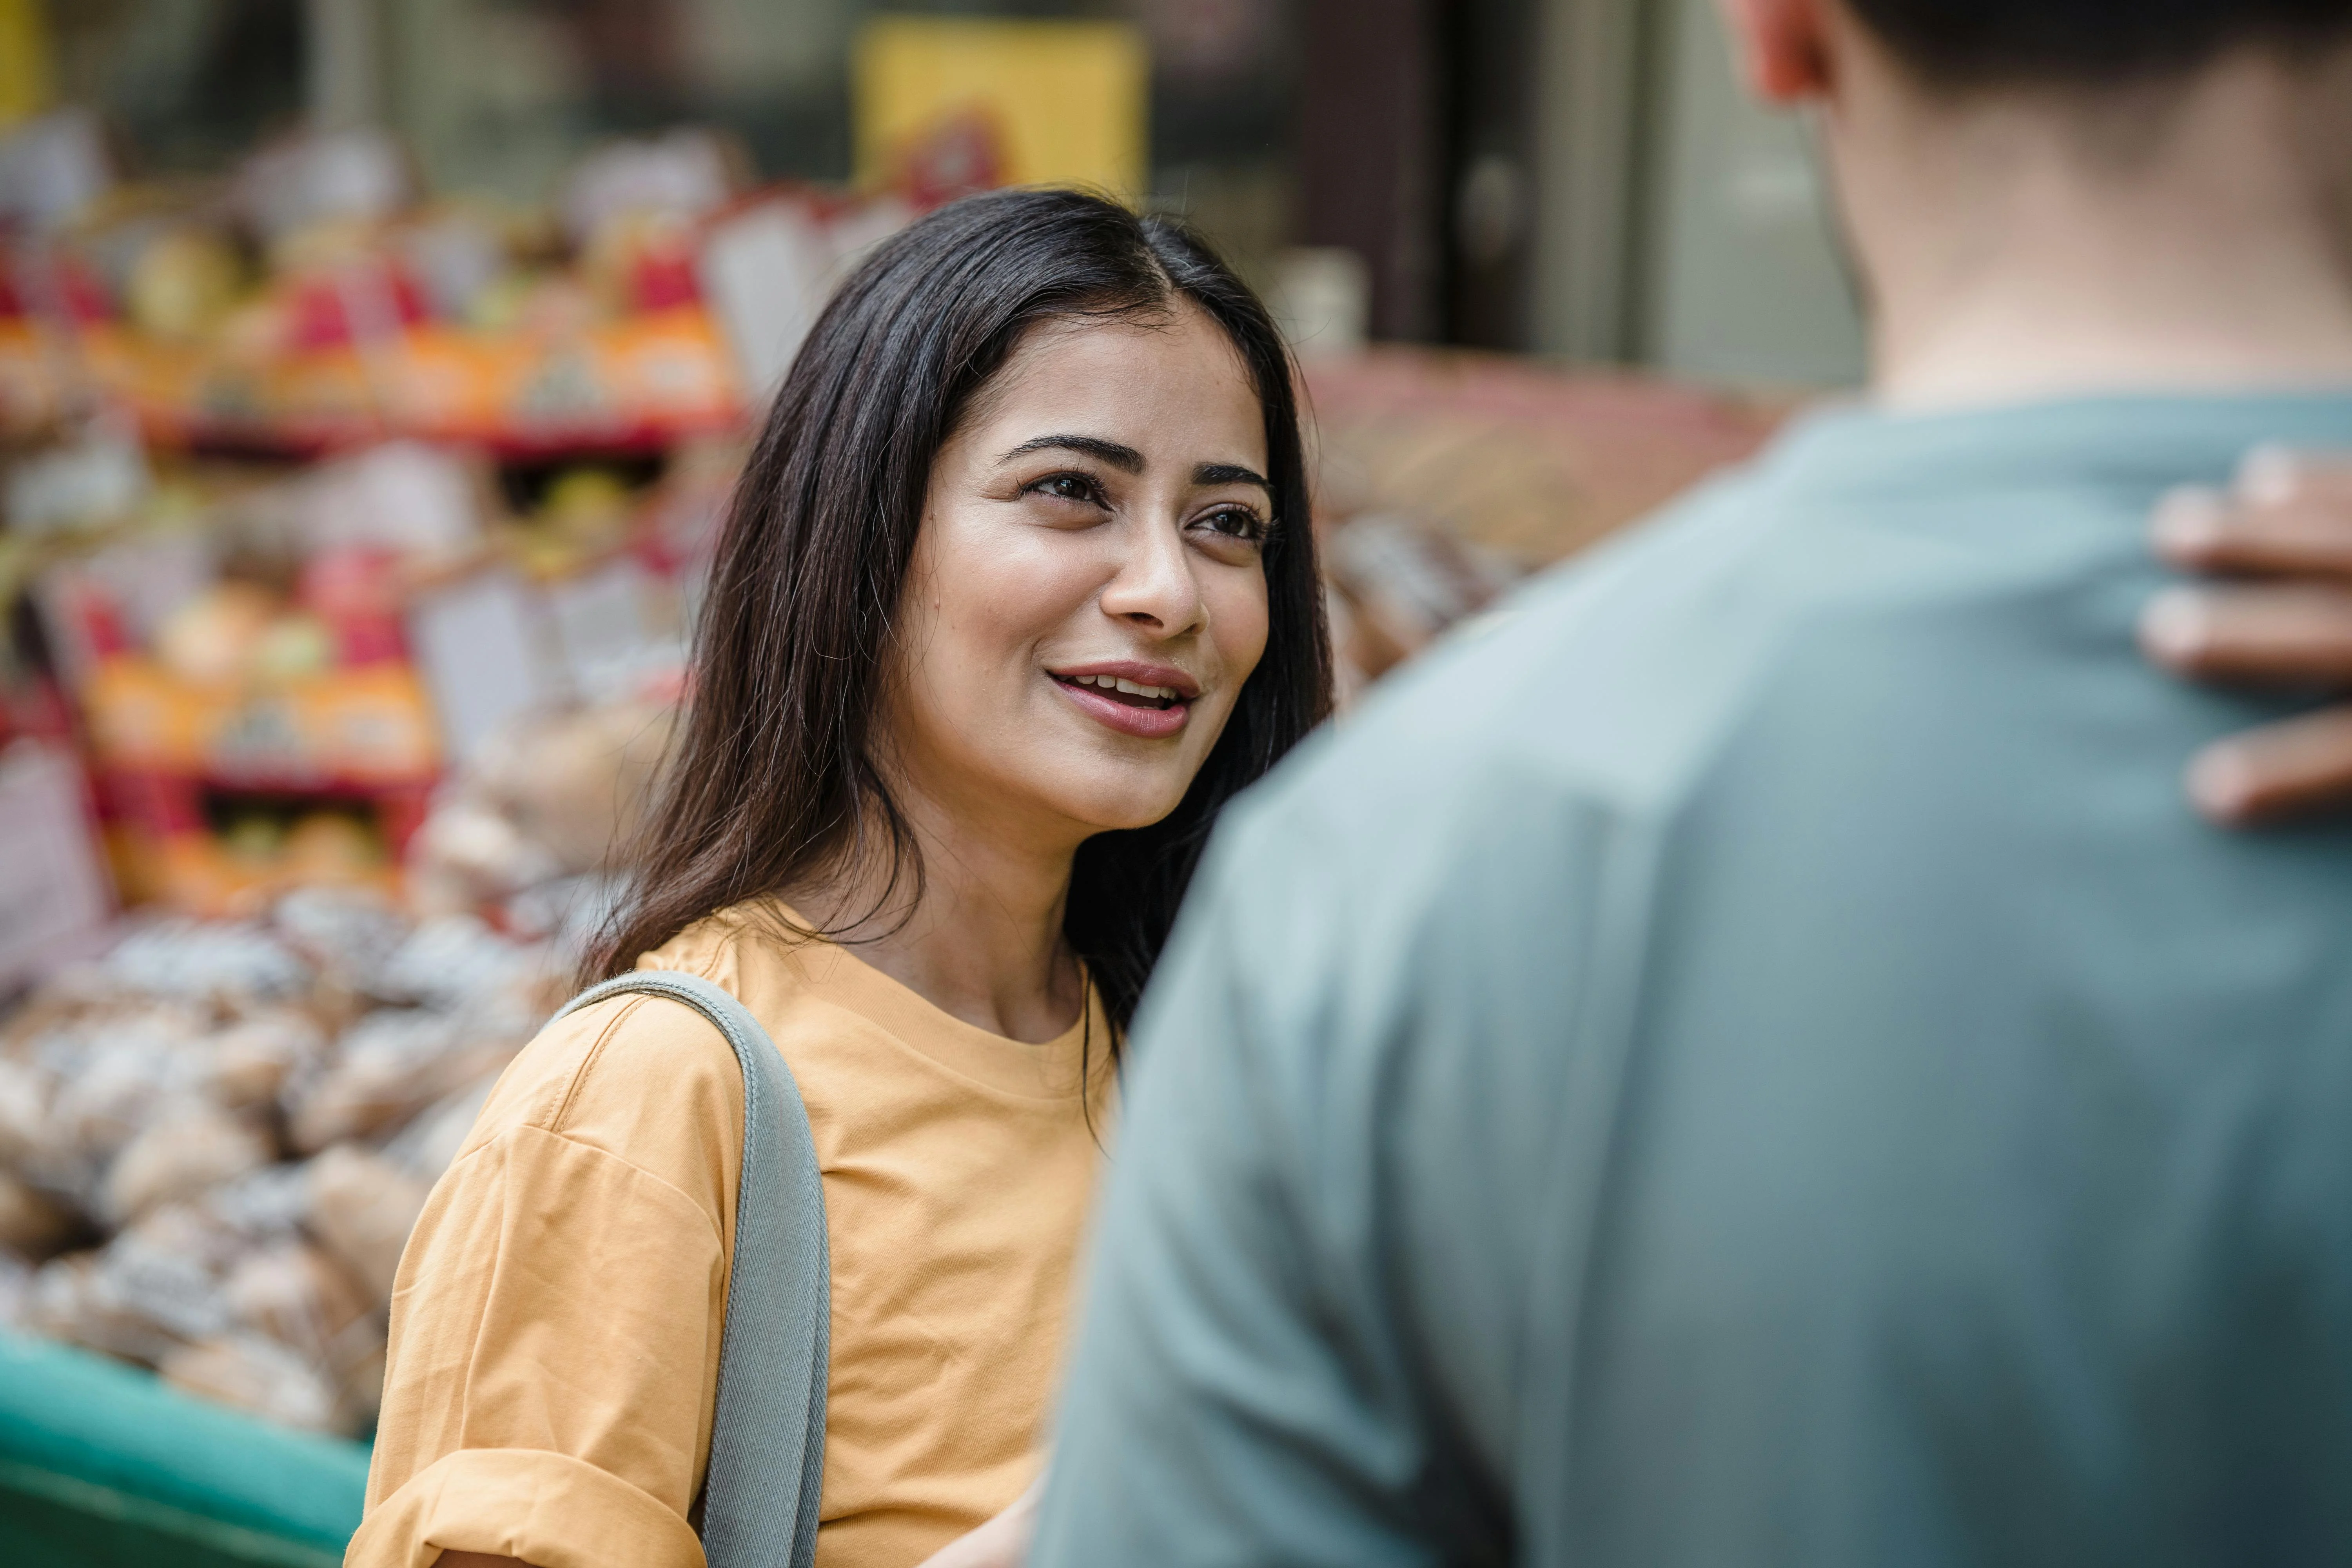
[482,988,738,1122]
[460,982,749,1210]
[454,903,814,1184]
[639,898,818,994]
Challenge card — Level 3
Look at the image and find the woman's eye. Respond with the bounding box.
[1027,473,1105,506]
[1199,507,1268,543]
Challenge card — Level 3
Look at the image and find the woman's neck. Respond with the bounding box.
[787,783,1087,1046]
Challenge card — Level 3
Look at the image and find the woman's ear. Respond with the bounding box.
[1717,0,1837,104]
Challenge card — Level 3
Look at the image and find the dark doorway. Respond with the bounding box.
[1295,0,1539,348]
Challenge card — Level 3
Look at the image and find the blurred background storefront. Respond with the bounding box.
[37,0,1866,376]
[0,5,1857,1556]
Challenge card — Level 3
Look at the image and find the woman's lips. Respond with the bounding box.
[1051,675,1193,739]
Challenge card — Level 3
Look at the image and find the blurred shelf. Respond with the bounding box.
[1,308,748,464]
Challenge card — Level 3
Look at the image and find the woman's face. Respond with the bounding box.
[884,303,1275,849]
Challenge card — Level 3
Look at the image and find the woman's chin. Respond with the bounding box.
[1051,780,1193,838]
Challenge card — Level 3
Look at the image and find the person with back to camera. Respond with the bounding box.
[344,189,1331,1568]
[1030,3,2352,1565]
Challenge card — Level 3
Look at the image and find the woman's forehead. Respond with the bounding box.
[969,308,1263,452]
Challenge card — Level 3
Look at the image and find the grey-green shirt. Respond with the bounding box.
[1032,395,2352,1568]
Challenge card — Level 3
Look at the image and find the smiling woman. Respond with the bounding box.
[345,190,1331,1568]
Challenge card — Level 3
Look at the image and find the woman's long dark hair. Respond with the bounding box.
[585,188,1332,1041]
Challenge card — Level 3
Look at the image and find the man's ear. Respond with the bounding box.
[1717,0,1836,103]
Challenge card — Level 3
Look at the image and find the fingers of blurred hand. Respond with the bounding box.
[2155,445,2352,575]
[2146,451,2352,823]
[2139,583,2352,684]
[2151,477,2352,579]
[2238,446,2352,508]
[2187,706,2352,825]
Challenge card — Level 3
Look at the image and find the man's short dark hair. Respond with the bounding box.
[1851,0,2352,89]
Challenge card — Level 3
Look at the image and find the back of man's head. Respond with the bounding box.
[1716,0,2352,403]
[1851,0,2352,89]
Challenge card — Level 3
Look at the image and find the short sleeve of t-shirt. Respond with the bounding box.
[349,991,744,1568]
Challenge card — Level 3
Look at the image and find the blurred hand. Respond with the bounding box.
[913,1481,1041,1568]
[2141,449,2352,825]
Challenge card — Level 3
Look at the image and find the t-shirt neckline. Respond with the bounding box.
[731,900,1107,1103]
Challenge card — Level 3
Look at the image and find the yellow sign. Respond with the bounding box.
[854,18,1148,200]
[0,0,53,127]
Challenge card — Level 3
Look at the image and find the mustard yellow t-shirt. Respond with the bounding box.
[349,902,1115,1568]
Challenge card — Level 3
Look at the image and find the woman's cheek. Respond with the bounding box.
[981,526,1112,635]
[1210,565,1274,687]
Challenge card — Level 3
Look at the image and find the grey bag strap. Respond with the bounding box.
[557,970,830,1568]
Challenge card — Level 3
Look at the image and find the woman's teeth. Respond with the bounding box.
[1065,674,1181,707]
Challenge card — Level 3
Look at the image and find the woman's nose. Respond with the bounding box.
[1099,519,1207,637]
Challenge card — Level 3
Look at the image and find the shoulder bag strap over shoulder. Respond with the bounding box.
[557,970,830,1568]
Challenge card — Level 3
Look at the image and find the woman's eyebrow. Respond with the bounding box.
[1196,462,1272,494]
[1000,434,1145,472]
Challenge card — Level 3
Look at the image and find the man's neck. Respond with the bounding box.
[1837,48,2352,411]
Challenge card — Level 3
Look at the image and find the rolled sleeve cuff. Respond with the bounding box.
[346,1448,704,1568]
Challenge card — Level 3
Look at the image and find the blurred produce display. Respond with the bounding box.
[15,434,722,916]
[0,889,561,1435]
[0,114,915,455]
[0,106,758,1439]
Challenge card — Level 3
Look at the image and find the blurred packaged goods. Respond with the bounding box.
[0,99,883,951]
[0,888,563,1436]
[0,575,671,1432]
[1305,348,1781,687]
[0,671,673,1441]
[1306,348,1780,568]
[0,739,113,991]
[406,699,672,930]
[21,442,454,915]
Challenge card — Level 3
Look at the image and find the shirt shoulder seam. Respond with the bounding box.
[547,946,734,1136]
[469,1118,730,1252]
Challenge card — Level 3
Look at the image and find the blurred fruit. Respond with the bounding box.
[510,273,601,338]
[126,229,245,341]
[299,548,408,666]
[222,815,286,864]
[541,467,633,533]
[251,615,335,682]
[285,814,385,879]
[582,209,703,315]
[281,262,428,352]
[155,583,280,686]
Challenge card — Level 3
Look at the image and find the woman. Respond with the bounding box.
[348,189,1331,1568]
